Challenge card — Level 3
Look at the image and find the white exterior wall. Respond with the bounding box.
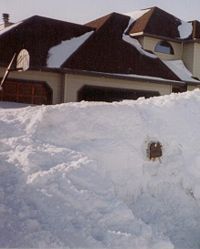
[182,42,200,80]
[64,74,172,102]
[187,85,200,91]
[142,36,182,60]
[182,43,195,75]
[193,43,200,79]
[0,67,63,104]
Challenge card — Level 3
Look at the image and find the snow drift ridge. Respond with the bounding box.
[1,90,200,248]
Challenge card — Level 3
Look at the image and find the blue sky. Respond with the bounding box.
[1,0,200,24]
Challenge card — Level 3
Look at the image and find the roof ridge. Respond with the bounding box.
[25,15,90,29]
[141,7,156,33]
[85,12,131,30]
[128,8,154,35]
[129,6,186,40]
[85,12,116,30]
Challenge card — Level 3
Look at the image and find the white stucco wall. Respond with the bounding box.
[142,36,182,60]
[64,73,172,102]
[182,43,195,76]
[187,84,200,91]
[193,43,200,79]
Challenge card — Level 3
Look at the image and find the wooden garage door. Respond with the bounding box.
[0,80,52,105]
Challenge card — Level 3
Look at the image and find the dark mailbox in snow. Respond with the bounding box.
[148,142,162,160]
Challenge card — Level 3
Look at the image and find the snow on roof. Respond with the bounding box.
[125,9,150,21]
[111,72,180,83]
[163,60,199,83]
[122,35,157,59]
[122,9,157,59]
[178,20,193,39]
[47,31,93,68]
[0,21,22,36]
[124,9,150,34]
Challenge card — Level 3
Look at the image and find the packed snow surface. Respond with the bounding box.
[47,31,93,67]
[1,90,200,248]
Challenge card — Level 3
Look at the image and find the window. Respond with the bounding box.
[155,41,174,55]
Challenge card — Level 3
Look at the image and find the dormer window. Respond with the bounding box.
[155,41,174,55]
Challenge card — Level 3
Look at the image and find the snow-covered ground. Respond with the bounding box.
[1,90,200,248]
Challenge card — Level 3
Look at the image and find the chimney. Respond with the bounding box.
[2,13,10,27]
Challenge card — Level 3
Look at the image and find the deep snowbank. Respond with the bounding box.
[1,90,200,248]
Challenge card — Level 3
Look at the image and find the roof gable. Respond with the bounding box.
[0,15,93,67]
[0,10,185,82]
[86,13,114,30]
[127,8,154,35]
[63,12,180,81]
[129,7,191,40]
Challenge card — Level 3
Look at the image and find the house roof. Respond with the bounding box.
[128,7,193,40]
[0,9,197,83]
[0,15,93,67]
[62,12,180,81]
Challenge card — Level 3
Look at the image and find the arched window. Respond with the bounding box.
[155,41,174,55]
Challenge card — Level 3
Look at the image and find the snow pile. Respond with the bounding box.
[178,20,193,39]
[47,31,93,68]
[163,60,199,82]
[2,90,200,248]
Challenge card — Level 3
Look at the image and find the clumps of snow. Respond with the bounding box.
[178,20,193,39]
[163,59,199,82]
[0,101,174,249]
[47,31,93,68]
[3,90,200,248]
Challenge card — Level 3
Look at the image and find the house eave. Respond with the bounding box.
[2,64,197,86]
[62,68,186,86]
[130,32,183,43]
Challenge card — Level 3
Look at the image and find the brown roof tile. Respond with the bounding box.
[0,11,181,82]
[86,13,114,30]
[63,12,180,81]
[127,8,154,34]
[129,7,182,39]
[0,15,93,67]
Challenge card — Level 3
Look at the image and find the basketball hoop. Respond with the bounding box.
[16,49,30,71]
[0,49,30,90]
[0,53,16,90]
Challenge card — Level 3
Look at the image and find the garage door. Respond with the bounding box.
[0,80,52,105]
[78,85,160,102]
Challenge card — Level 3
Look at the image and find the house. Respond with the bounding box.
[0,7,200,105]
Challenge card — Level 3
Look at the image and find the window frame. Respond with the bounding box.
[154,40,174,55]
